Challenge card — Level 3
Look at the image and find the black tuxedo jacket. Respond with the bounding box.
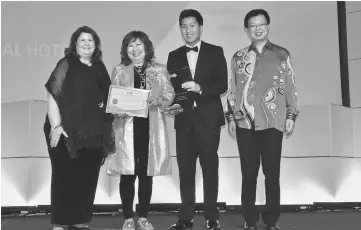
[166,41,228,131]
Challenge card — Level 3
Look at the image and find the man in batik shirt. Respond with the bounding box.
[225,9,299,230]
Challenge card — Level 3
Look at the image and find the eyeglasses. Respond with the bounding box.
[247,22,268,30]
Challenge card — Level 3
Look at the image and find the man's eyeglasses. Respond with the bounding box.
[247,22,268,30]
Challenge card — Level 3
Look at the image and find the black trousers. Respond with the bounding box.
[119,116,153,219]
[236,127,283,226]
[44,124,103,225]
[176,109,220,221]
[119,174,153,219]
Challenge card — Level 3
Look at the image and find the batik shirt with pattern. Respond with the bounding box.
[225,41,299,132]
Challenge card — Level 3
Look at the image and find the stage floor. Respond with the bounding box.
[1,211,361,230]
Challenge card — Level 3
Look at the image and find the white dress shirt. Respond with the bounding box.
[186,40,201,79]
[186,41,201,107]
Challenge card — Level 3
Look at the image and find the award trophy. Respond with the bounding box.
[169,66,193,102]
[164,66,194,115]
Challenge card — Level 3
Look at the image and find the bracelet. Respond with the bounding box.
[286,112,296,122]
[228,117,235,123]
[226,114,235,123]
[51,124,62,129]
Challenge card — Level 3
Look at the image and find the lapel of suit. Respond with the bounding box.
[194,41,206,83]
[180,45,190,69]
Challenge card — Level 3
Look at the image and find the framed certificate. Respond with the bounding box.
[106,85,150,118]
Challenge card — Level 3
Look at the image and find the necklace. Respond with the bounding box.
[134,65,146,89]
[79,58,92,66]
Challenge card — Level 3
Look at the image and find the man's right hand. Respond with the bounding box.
[228,120,237,139]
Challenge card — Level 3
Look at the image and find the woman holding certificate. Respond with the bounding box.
[44,26,115,230]
[108,31,175,230]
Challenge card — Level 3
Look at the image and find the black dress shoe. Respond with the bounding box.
[68,226,94,230]
[265,224,280,230]
[169,220,193,229]
[206,220,220,230]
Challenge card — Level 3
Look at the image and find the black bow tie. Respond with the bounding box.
[185,46,198,53]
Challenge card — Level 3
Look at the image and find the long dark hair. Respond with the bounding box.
[120,31,155,66]
[64,26,103,63]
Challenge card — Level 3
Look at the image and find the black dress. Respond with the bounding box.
[44,54,114,225]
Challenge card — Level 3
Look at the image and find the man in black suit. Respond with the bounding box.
[167,9,228,230]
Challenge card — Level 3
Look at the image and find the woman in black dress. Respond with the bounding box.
[44,26,114,230]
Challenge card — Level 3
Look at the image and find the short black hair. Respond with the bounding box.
[179,9,203,26]
[244,9,270,28]
[120,30,155,66]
